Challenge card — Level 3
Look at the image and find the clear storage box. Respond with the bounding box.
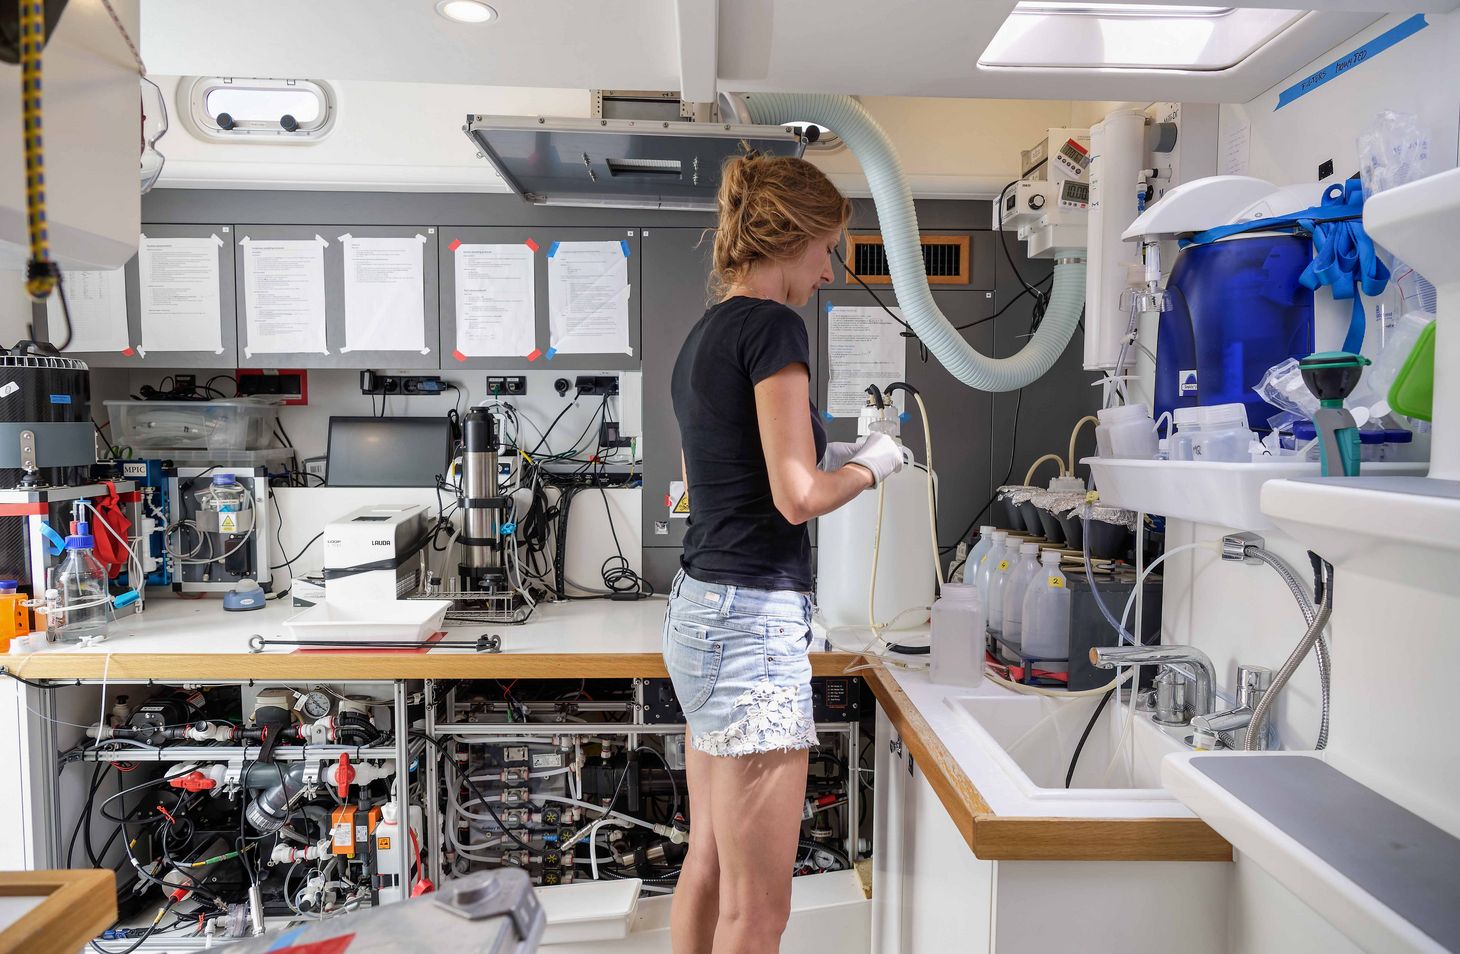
[104,399,281,451]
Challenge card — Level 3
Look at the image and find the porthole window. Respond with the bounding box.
[182,77,337,142]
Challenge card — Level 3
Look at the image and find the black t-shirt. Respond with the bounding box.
[672,296,827,592]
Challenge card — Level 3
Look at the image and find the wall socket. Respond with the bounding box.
[360,371,446,396]
[486,376,527,397]
[575,375,619,396]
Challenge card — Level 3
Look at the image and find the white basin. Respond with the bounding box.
[944,691,1190,802]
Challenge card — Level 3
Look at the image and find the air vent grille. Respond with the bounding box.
[845,234,971,285]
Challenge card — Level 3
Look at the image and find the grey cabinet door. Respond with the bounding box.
[234,224,440,369]
[639,227,817,579]
[439,226,641,371]
[815,287,997,553]
[35,224,239,369]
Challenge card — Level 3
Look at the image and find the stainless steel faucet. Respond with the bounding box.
[1089,644,1217,723]
[1191,665,1273,749]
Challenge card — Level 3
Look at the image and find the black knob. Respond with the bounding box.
[554,377,571,397]
[280,114,299,132]
[1029,193,1046,210]
[215,112,236,130]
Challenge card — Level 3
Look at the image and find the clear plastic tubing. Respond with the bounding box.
[1082,506,1137,646]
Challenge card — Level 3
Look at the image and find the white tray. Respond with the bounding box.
[1084,457,1427,531]
[536,878,642,943]
[282,599,451,643]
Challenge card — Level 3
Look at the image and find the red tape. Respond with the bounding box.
[447,238,462,252]
[452,349,467,362]
[524,237,539,252]
[526,348,543,362]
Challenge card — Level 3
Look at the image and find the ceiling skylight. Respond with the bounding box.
[979,2,1306,71]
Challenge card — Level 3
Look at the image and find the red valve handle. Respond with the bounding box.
[336,752,355,800]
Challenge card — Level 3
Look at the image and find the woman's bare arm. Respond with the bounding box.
[755,364,872,526]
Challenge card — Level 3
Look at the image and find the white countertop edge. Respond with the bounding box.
[1162,752,1447,954]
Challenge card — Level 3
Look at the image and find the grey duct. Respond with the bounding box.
[733,92,1086,393]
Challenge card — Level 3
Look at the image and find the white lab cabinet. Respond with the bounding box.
[872,708,996,953]
[872,709,1231,954]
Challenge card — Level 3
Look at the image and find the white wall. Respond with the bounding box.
[1220,12,1460,185]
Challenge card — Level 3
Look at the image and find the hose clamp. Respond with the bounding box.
[1054,255,1087,266]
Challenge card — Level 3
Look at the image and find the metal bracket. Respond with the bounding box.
[1221,531,1266,563]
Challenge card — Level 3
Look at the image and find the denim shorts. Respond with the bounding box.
[662,569,819,757]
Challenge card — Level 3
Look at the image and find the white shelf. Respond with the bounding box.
[1083,457,1426,531]
[1261,475,1460,590]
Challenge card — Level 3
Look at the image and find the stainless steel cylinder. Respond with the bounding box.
[459,409,503,591]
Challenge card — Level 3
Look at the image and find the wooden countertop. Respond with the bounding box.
[860,661,1232,864]
[2,597,860,681]
[0,870,117,954]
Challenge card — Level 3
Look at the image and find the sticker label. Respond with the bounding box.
[1178,370,1198,395]
[998,560,1009,571]
[668,480,690,519]
[377,836,391,851]
[332,822,353,849]
[48,393,71,404]
[218,512,239,534]
[1048,576,1065,588]
[122,462,148,477]
[0,382,16,398]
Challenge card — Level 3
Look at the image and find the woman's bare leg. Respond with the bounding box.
[672,729,720,953]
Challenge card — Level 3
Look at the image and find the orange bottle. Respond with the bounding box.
[0,580,30,652]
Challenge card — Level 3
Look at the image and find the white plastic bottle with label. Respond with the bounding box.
[960,526,997,585]
[999,542,1042,648]
[984,538,1023,639]
[1021,551,1071,659]
[973,530,1009,624]
[930,583,984,688]
[374,803,425,902]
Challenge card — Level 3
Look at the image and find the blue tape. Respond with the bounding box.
[821,411,834,423]
[547,241,560,258]
[48,394,71,405]
[898,411,910,423]
[265,928,305,952]
[38,521,64,557]
[544,347,557,360]
[1275,14,1427,110]
[620,239,631,257]
[825,301,835,313]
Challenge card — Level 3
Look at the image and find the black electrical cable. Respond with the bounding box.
[88,899,177,954]
[833,246,930,363]
[269,531,323,571]
[940,388,1024,554]
[1065,688,1115,788]
[633,745,679,819]
[953,273,1053,332]
[0,666,55,688]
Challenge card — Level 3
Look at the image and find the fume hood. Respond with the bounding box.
[462,113,806,210]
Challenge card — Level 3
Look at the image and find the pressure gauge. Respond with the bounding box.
[299,690,333,720]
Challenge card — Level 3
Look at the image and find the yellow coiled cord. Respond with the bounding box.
[19,0,57,300]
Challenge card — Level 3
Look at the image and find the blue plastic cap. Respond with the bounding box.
[65,534,94,550]
[1385,428,1413,444]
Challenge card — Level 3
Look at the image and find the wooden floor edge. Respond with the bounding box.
[859,658,1232,864]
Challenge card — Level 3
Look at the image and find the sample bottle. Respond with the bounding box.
[973,530,1009,612]
[929,582,984,688]
[984,537,1023,639]
[50,523,110,644]
[1021,551,1071,659]
[1000,542,1043,648]
[961,526,997,584]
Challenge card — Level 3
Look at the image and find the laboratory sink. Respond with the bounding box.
[945,690,1191,803]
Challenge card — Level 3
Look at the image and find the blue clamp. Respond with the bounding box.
[113,590,141,609]
[38,521,65,557]
[500,521,517,535]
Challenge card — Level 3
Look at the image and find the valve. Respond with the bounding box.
[335,752,355,800]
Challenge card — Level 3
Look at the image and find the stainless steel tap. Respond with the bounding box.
[1191,665,1272,749]
[1089,644,1217,723]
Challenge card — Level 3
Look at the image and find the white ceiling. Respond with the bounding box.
[139,0,1443,105]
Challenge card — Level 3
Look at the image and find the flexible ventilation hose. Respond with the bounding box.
[738,92,1087,392]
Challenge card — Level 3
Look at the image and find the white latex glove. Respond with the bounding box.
[818,441,858,472]
[845,431,905,487]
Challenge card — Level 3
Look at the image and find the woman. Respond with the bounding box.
[663,153,904,954]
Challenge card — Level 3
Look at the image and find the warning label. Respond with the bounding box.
[667,481,690,519]
[218,512,239,534]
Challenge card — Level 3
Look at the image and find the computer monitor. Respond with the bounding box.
[326,416,453,487]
